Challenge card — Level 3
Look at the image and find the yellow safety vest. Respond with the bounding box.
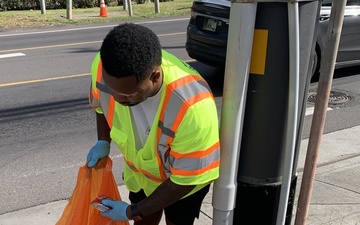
[89,50,220,197]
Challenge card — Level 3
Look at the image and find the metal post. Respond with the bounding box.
[276,1,300,224]
[154,0,160,14]
[127,0,133,16]
[40,0,46,14]
[66,0,72,20]
[123,0,128,11]
[294,1,347,224]
[212,2,257,225]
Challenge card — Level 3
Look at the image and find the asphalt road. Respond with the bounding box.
[0,15,359,215]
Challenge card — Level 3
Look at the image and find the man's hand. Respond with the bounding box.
[86,140,110,167]
[100,200,130,221]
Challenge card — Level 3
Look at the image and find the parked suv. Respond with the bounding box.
[185,0,360,76]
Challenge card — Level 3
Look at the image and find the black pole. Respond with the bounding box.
[233,1,321,224]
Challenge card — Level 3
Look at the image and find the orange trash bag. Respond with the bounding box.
[56,156,129,225]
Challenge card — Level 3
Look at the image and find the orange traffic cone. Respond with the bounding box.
[99,0,108,17]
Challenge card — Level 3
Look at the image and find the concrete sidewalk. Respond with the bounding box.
[0,126,359,225]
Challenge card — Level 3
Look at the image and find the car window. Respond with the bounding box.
[322,0,332,6]
[346,0,360,6]
[322,0,360,6]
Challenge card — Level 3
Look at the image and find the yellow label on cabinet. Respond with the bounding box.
[250,29,268,75]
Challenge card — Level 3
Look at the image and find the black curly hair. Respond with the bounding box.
[100,23,162,84]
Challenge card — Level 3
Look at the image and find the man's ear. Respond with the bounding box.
[150,67,162,84]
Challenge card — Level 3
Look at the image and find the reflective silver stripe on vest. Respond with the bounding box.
[89,85,99,108]
[95,78,112,118]
[125,160,163,182]
[158,78,212,177]
[158,121,175,139]
[169,146,220,172]
[125,160,138,171]
[96,82,113,95]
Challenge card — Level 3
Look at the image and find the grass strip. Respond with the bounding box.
[0,0,192,30]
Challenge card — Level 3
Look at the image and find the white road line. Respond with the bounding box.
[0,52,26,59]
[0,18,189,38]
[305,106,333,116]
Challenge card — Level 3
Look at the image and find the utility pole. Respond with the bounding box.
[40,0,46,14]
[212,0,321,224]
[66,0,72,19]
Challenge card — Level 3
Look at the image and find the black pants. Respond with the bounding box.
[129,184,210,225]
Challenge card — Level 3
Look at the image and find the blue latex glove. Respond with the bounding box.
[100,200,130,221]
[86,140,110,167]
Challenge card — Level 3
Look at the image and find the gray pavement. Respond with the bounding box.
[0,125,359,225]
